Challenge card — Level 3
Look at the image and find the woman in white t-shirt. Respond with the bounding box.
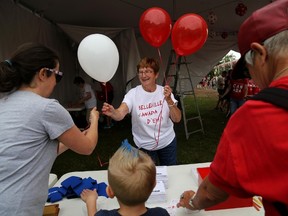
[102,57,182,165]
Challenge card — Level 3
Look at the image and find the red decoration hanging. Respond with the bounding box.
[209,30,216,38]
[207,11,217,25]
[235,2,247,16]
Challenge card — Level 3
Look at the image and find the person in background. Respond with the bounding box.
[81,142,170,216]
[211,75,217,90]
[0,43,99,216]
[247,78,254,97]
[96,81,114,128]
[221,69,232,117]
[221,67,248,118]
[247,79,260,98]
[228,66,249,116]
[102,57,182,166]
[177,1,288,215]
[214,70,227,111]
[73,76,97,125]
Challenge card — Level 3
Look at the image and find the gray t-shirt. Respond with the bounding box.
[0,91,74,216]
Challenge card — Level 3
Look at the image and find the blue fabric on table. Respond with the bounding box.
[47,176,108,203]
[97,182,108,197]
[47,187,63,202]
[73,177,97,196]
[61,176,82,189]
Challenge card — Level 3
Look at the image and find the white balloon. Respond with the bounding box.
[77,34,119,82]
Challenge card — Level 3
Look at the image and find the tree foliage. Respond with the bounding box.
[211,52,238,76]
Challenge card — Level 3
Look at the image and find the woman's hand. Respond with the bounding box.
[89,107,99,124]
[102,102,115,117]
[164,85,174,105]
[163,85,172,98]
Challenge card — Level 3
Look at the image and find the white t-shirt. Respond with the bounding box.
[82,83,96,109]
[123,85,177,150]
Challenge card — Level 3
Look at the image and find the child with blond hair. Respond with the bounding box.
[81,141,169,216]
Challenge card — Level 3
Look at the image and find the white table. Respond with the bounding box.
[48,173,58,188]
[50,163,264,216]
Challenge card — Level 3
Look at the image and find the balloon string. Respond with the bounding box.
[163,73,168,86]
[164,53,179,87]
[98,82,110,167]
[102,82,108,103]
[97,151,109,167]
[157,48,163,65]
[151,97,165,150]
[154,54,180,148]
[152,51,179,150]
[157,47,169,86]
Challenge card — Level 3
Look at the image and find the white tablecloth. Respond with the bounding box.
[48,173,58,188]
[50,163,264,216]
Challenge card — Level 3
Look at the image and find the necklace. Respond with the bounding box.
[277,66,288,75]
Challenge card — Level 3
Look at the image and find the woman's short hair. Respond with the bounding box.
[137,57,159,73]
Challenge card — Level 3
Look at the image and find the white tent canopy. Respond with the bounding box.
[0,0,271,106]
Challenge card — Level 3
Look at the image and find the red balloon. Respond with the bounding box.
[171,14,208,56]
[139,7,172,48]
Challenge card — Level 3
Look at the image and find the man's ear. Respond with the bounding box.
[106,185,115,198]
[250,42,268,65]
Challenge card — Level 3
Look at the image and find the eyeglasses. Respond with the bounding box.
[137,68,154,76]
[245,50,254,66]
[45,68,63,83]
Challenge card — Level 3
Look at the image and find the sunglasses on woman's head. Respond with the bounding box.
[44,68,63,83]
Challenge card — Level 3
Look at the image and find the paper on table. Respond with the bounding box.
[165,199,202,216]
[191,167,199,185]
[165,199,178,216]
[147,181,167,203]
[156,166,168,189]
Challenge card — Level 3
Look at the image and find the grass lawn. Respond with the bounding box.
[51,88,229,178]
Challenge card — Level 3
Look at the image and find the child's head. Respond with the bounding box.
[107,142,156,206]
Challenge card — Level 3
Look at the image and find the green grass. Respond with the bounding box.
[51,88,228,178]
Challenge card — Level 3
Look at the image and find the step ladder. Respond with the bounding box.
[163,50,204,139]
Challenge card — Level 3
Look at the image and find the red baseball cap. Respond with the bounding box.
[238,0,288,55]
[232,0,288,79]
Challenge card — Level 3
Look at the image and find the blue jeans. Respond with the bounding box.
[230,98,246,115]
[140,137,177,166]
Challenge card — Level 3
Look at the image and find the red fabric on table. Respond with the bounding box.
[197,167,253,211]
